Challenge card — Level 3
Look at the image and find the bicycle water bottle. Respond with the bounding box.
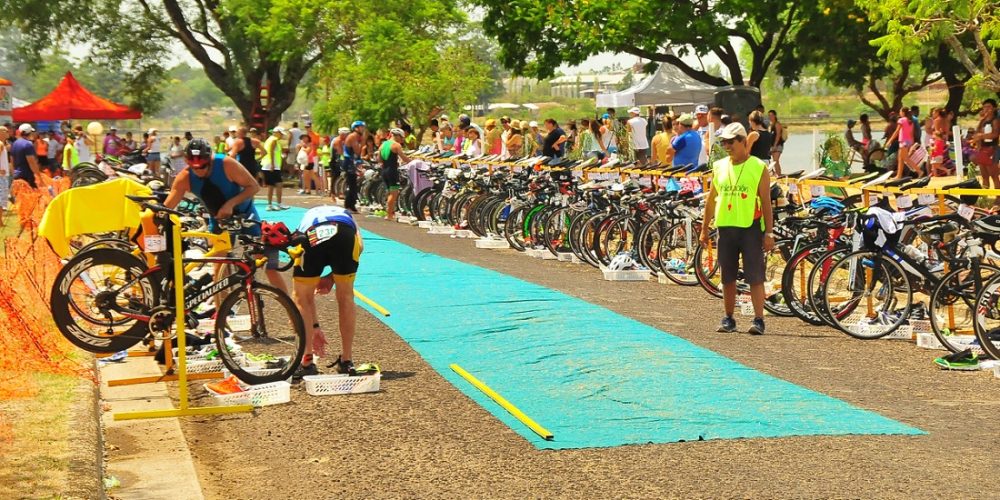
[902,243,926,264]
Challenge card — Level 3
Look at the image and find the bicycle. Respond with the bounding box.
[50,197,306,384]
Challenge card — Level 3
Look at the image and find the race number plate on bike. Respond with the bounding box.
[307,224,338,246]
[144,235,167,252]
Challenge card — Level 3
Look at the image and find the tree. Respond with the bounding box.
[861,0,1000,92]
[471,0,808,87]
[779,0,971,118]
[312,2,491,140]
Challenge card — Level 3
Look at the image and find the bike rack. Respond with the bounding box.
[114,214,252,420]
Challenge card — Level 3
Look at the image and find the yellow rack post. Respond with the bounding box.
[115,214,253,420]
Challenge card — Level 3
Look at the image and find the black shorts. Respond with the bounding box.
[243,162,260,178]
[293,222,361,279]
[263,170,283,186]
[717,222,766,285]
[304,163,315,171]
[383,168,400,190]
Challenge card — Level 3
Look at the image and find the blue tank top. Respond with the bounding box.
[189,154,259,230]
[297,205,356,232]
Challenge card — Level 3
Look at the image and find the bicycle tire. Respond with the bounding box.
[655,220,701,286]
[51,248,158,353]
[780,241,829,325]
[822,250,912,339]
[214,283,306,384]
[930,264,1000,356]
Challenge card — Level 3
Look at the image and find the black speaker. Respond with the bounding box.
[713,86,762,126]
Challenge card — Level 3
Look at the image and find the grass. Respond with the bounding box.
[0,372,84,498]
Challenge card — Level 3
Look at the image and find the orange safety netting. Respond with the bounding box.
[0,176,94,453]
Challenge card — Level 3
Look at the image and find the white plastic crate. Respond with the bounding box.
[525,248,557,260]
[185,358,226,374]
[600,266,651,282]
[883,325,915,341]
[204,380,291,407]
[556,252,574,262]
[453,229,475,239]
[916,332,946,350]
[657,273,670,285]
[302,373,381,396]
[475,238,509,249]
[570,255,583,264]
[417,220,433,229]
[222,367,292,384]
[428,225,456,235]
[994,364,1000,379]
[396,216,414,224]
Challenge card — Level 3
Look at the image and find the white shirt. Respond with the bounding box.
[46,138,59,159]
[288,128,303,152]
[697,127,710,166]
[76,137,92,164]
[628,116,649,149]
[226,136,236,149]
[0,144,8,175]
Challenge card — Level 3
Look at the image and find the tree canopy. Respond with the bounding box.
[472,0,807,87]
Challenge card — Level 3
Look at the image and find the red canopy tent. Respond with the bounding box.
[12,72,141,121]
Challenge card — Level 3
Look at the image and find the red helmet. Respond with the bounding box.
[261,221,292,248]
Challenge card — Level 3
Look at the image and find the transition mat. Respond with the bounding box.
[260,203,923,449]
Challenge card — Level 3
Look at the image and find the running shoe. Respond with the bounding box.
[277,204,291,210]
[717,316,737,333]
[292,362,319,381]
[326,355,356,375]
[933,349,980,371]
[298,189,305,194]
[748,317,766,335]
[265,204,277,211]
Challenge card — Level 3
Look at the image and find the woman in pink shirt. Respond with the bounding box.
[886,106,915,178]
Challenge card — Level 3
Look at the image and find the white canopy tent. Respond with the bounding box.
[595,63,719,108]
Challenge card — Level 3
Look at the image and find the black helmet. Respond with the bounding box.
[184,138,213,167]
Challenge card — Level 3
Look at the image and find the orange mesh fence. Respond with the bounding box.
[0,178,96,454]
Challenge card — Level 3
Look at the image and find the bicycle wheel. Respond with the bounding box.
[504,206,528,251]
[822,250,912,339]
[807,247,852,327]
[762,239,793,317]
[656,220,701,286]
[214,283,306,384]
[693,232,723,298]
[930,265,1000,355]
[780,242,828,326]
[50,248,158,353]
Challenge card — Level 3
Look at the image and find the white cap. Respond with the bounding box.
[529,121,539,127]
[147,128,157,134]
[17,123,34,134]
[338,127,350,134]
[628,107,641,115]
[695,104,709,114]
[719,122,748,140]
[228,126,238,132]
[273,126,286,135]
[440,114,449,120]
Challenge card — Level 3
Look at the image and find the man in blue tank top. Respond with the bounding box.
[164,138,288,294]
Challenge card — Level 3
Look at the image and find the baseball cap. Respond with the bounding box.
[695,105,709,114]
[719,122,748,140]
[601,113,610,120]
[273,126,286,135]
[529,121,539,128]
[440,114,449,121]
[17,123,34,134]
[485,118,496,127]
[628,107,641,115]
[500,116,511,123]
[305,121,312,127]
[228,125,237,132]
[677,114,695,127]
[109,126,117,131]
[338,127,350,134]
[847,119,857,128]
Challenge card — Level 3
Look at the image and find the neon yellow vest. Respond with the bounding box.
[63,142,79,168]
[712,155,766,229]
[262,136,283,170]
[319,144,331,165]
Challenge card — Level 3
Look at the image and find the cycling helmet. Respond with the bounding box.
[261,221,292,248]
[389,128,405,137]
[809,196,845,215]
[608,253,637,271]
[351,120,366,130]
[184,138,213,167]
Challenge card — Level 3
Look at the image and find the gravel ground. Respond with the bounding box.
[182,195,1000,499]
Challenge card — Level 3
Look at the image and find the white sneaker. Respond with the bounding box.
[265,204,277,211]
[278,204,291,210]
[297,189,305,194]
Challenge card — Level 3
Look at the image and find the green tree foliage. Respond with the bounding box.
[311,0,491,138]
[471,0,808,87]
[861,0,1000,92]
[779,0,971,118]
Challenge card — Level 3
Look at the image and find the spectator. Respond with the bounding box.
[230,127,263,184]
[144,128,162,177]
[747,111,773,162]
[579,118,605,160]
[530,121,544,155]
[103,127,124,157]
[484,119,502,155]
[287,121,303,168]
[883,111,899,155]
[506,120,524,158]
[599,113,617,154]
[297,134,320,195]
[627,107,649,165]
[500,117,512,158]
[12,124,41,189]
[61,130,79,170]
[0,126,9,210]
[462,127,483,157]
[184,131,194,142]
[169,136,186,172]
[564,120,578,153]
[694,104,710,166]
[911,105,922,146]
[768,110,785,175]
[973,98,1000,206]
[330,127,349,199]
[123,131,137,153]
[74,125,93,164]
[859,113,873,149]
[33,131,50,174]
[226,126,238,150]
[670,113,702,168]
[929,130,951,176]
[651,115,674,165]
[886,107,915,178]
[261,127,290,211]
[521,121,538,156]
[217,132,229,154]
[401,123,417,150]
[428,119,440,145]
[845,119,865,161]
[46,131,60,172]
[436,123,456,152]
[541,118,567,158]
[700,122,774,335]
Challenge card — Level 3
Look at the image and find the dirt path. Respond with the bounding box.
[182,196,1000,499]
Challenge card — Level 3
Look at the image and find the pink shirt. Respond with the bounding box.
[897,117,913,146]
[931,138,946,158]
